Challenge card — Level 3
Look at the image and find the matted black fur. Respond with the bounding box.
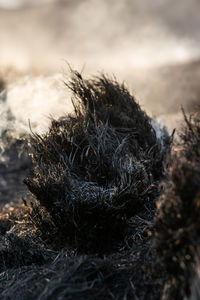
[1,71,200,300]
[24,72,169,253]
[154,110,200,299]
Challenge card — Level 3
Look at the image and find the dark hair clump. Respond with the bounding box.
[24,72,170,253]
[154,110,200,299]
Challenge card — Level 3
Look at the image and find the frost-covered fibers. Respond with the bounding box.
[151,118,170,151]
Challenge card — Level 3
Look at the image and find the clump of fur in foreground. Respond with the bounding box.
[154,110,200,299]
[1,71,200,300]
[24,72,169,253]
[0,71,170,300]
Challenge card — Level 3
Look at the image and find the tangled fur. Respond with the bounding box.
[154,110,200,299]
[0,71,199,300]
[24,72,170,253]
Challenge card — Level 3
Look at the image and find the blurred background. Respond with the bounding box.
[0,0,200,132]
